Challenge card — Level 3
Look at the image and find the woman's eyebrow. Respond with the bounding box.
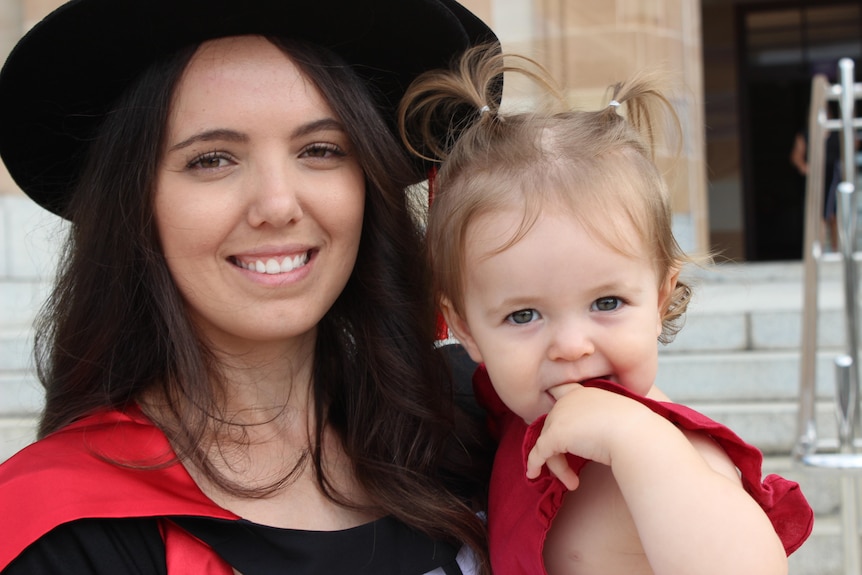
[168,118,346,153]
[291,117,346,139]
[168,128,247,152]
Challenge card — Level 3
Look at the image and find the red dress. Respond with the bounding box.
[473,365,814,575]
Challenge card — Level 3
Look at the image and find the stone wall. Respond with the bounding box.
[0,0,710,461]
[0,195,63,459]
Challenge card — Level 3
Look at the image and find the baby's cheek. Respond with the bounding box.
[617,366,656,397]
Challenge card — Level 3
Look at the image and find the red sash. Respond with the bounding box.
[0,406,237,573]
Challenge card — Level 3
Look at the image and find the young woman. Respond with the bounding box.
[0,1,498,573]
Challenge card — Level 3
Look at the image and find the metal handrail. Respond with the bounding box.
[795,58,862,575]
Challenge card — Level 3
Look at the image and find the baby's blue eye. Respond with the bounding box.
[507,309,540,324]
[592,297,622,312]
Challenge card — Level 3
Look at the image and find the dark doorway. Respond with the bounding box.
[737,1,862,260]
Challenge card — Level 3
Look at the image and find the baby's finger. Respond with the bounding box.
[525,441,549,479]
[544,453,580,490]
[526,451,580,491]
[526,431,562,477]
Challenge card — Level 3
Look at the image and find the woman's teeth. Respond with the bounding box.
[237,252,309,275]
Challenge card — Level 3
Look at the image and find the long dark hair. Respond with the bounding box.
[34,36,489,569]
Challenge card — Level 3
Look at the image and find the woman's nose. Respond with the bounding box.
[246,159,304,227]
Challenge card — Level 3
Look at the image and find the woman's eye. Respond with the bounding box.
[187,152,232,170]
[592,296,622,312]
[507,309,540,325]
[302,143,346,159]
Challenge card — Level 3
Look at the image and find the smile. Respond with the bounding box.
[233,251,310,275]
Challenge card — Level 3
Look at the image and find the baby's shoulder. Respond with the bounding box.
[680,425,743,484]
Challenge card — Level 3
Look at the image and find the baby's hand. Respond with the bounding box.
[525,385,655,490]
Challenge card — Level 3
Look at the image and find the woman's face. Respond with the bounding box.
[155,35,365,355]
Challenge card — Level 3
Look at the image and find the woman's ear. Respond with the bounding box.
[440,298,484,364]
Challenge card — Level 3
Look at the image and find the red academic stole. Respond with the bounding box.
[0,405,237,573]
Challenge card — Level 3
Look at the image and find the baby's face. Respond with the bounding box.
[448,207,674,423]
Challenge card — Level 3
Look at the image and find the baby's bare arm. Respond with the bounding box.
[527,385,787,575]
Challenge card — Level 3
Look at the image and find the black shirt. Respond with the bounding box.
[5,516,467,575]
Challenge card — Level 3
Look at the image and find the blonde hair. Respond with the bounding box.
[399,45,706,343]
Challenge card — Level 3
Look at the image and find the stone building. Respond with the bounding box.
[0,0,859,450]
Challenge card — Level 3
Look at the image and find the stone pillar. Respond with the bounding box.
[464,0,709,254]
[0,0,21,55]
[0,0,21,197]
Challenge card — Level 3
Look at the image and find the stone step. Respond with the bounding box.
[789,512,845,575]
[0,415,36,462]
[664,259,853,575]
[658,350,841,402]
[0,327,33,373]
[664,296,848,353]
[0,371,42,415]
[0,258,854,572]
[780,450,862,575]
[667,259,852,354]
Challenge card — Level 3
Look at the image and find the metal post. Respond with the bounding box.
[795,58,862,575]
[837,355,862,574]
[796,74,829,458]
[836,57,862,575]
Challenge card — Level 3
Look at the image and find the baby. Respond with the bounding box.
[399,46,813,575]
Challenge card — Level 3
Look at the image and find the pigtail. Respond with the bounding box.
[600,71,683,162]
[398,43,504,162]
[398,44,566,163]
